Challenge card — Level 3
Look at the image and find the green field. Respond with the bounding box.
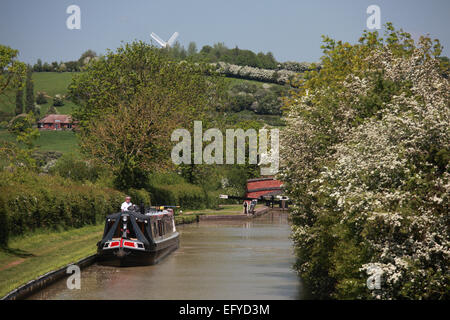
[0,129,79,154]
[0,72,78,117]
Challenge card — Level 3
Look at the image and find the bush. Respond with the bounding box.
[148,183,206,209]
[127,188,151,207]
[231,93,254,112]
[52,95,64,106]
[7,113,34,134]
[0,170,124,245]
[36,92,47,105]
[49,154,104,182]
[0,197,8,246]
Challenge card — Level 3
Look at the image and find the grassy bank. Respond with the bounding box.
[0,224,103,298]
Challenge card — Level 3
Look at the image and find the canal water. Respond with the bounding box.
[28,211,306,300]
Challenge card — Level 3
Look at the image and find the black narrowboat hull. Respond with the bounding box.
[97,233,180,267]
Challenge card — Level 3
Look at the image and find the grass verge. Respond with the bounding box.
[183,204,262,216]
[0,223,102,298]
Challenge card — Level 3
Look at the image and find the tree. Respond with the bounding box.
[42,62,51,72]
[51,61,58,71]
[65,60,80,72]
[281,24,449,299]
[15,89,23,115]
[187,42,197,56]
[78,50,97,67]
[25,67,34,113]
[69,41,221,190]
[36,91,47,104]
[0,45,26,97]
[2,112,39,170]
[33,59,43,72]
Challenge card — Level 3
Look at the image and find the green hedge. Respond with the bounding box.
[127,188,151,207]
[148,183,205,209]
[148,183,221,210]
[0,171,124,246]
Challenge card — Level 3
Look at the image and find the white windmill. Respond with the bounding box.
[150,31,179,48]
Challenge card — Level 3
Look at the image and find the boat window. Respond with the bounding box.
[157,220,164,236]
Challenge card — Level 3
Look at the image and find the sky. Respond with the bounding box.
[1,0,449,64]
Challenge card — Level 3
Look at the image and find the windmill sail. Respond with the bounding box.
[150,32,167,47]
[167,32,179,47]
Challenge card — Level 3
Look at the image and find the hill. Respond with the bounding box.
[0,72,78,121]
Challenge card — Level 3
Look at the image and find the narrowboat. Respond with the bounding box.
[97,205,179,266]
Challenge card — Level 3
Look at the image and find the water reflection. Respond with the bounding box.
[28,211,305,300]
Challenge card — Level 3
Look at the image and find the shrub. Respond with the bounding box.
[0,170,124,245]
[148,183,206,209]
[36,92,47,105]
[49,154,103,182]
[52,94,64,106]
[127,188,151,207]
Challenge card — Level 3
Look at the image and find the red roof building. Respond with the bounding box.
[245,177,283,199]
[37,114,75,130]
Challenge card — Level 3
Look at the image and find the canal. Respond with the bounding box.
[28,211,306,300]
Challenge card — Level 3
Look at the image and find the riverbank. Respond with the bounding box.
[0,224,103,298]
[0,206,271,299]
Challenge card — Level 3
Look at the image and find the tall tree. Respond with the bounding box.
[69,41,221,189]
[25,67,34,113]
[15,88,23,115]
[281,24,449,299]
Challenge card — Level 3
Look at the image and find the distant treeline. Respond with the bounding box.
[31,42,315,74]
[31,50,97,72]
[165,41,316,72]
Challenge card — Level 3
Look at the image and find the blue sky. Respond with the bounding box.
[1,0,449,64]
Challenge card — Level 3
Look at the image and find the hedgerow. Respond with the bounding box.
[0,170,124,246]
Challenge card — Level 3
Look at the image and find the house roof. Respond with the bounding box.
[38,114,72,123]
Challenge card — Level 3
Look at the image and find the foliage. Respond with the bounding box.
[7,113,33,135]
[0,170,124,246]
[36,91,47,105]
[148,183,208,209]
[0,45,26,97]
[166,42,279,70]
[127,188,151,207]
[2,112,40,170]
[15,88,23,115]
[24,67,34,113]
[226,81,288,115]
[46,105,57,114]
[215,61,300,84]
[52,94,64,106]
[69,41,221,190]
[281,24,449,299]
[49,153,105,183]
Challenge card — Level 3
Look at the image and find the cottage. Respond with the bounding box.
[37,114,74,130]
